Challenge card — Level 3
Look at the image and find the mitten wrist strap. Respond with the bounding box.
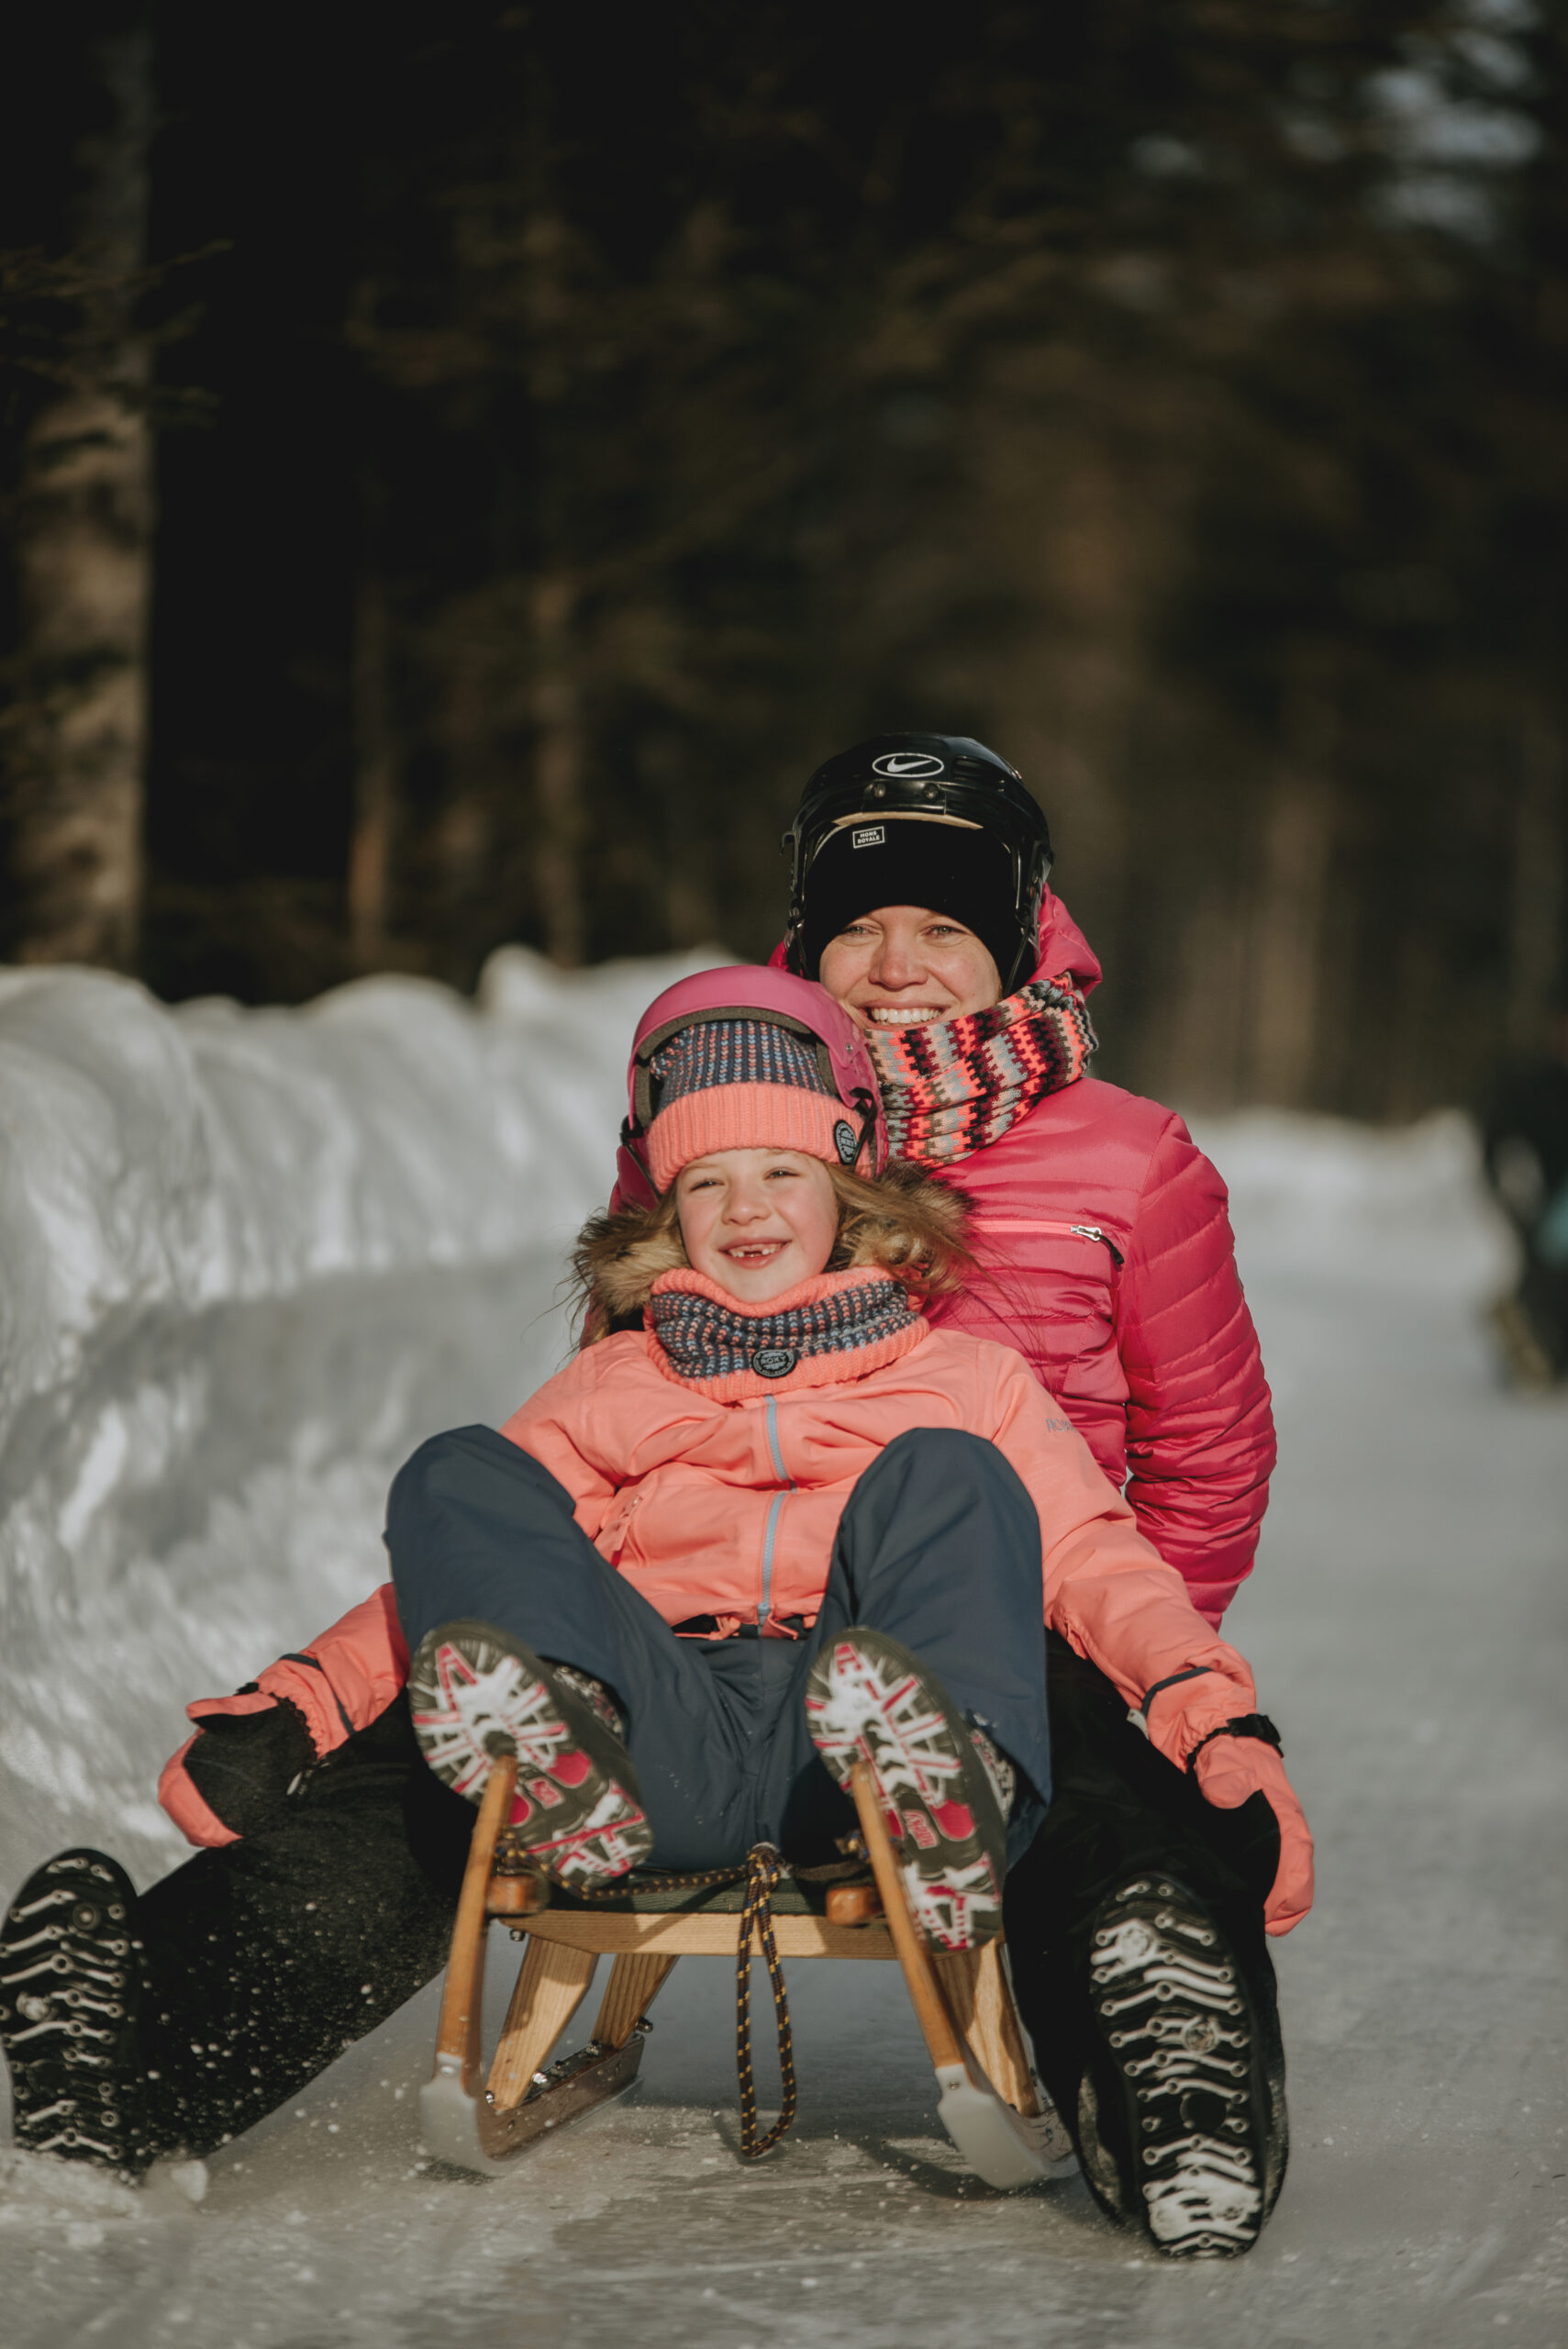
[1185,1714,1283,1775]
[1127,1665,1214,1739]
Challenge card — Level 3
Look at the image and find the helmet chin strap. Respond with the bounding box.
[1001,929,1040,996]
[847,1087,880,1169]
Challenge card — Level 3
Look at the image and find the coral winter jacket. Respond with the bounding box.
[497,1270,1263,1750]
[159,1271,1267,1850]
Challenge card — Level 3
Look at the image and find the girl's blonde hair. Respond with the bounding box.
[571,1156,973,1343]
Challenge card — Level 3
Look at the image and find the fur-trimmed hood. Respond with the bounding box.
[577,1157,970,1334]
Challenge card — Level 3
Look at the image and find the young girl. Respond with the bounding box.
[1,967,1310,2260]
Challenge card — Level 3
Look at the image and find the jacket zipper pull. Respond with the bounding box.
[1070,1223,1125,1265]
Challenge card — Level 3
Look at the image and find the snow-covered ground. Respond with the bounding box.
[2,959,1564,2345]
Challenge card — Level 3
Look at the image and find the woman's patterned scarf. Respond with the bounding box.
[648,1272,917,1385]
[864,974,1097,1165]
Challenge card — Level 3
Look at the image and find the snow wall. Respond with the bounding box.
[0,948,717,1889]
[0,951,1515,1892]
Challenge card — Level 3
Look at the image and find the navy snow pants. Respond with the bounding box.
[386,1424,1051,1872]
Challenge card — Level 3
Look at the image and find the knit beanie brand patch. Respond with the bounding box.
[645,1017,859,1191]
[797,818,1019,984]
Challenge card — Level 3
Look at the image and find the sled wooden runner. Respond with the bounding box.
[420,1755,1077,2188]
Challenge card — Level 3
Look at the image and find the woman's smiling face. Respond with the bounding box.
[817,905,1003,1036]
[674,1147,839,1303]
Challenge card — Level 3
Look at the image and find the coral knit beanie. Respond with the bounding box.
[645,1019,862,1193]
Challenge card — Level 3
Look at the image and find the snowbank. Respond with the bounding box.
[0,947,715,1883]
[0,960,1513,1888]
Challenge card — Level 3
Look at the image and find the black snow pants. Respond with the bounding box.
[126,1426,1277,2159]
[1004,1632,1284,2130]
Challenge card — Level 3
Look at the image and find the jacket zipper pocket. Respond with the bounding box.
[971,1216,1125,1267]
[759,1397,796,1628]
[599,1489,642,1561]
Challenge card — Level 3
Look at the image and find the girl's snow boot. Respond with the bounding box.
[1073,1873,1287,2260]
[0,1848,150,2175]
[408,1620,652,1891]
[805,1626,1008,1951]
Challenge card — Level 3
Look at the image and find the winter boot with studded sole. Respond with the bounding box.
[1074,1874,1286,2259]
[409,1620,652,1891]
[806,1626,1008,1952]
[0,1848,150,2175]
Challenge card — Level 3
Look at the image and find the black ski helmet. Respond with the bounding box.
[783,732,1053,994]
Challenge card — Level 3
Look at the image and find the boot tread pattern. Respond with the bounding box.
[1088,1877,1267,2259]
[410,1625,651,1889]
[0,1850,145,2172]
[806,1631,1003,1952]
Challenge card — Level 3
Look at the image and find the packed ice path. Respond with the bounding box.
[0,955,1562,2344]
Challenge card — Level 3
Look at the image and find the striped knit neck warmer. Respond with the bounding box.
[864,974,1096,1165]
[646,1267,921,1398]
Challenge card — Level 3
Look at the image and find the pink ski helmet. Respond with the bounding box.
[613,964,888,1210]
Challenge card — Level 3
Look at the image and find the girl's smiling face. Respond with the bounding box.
[674,1148,839,1303]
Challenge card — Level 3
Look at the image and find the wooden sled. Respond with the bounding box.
[422,1753,1078,2191]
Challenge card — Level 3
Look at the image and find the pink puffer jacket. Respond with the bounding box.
[773,893,1274,1624]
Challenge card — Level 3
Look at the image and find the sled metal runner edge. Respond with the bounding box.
[419,1752,1078,2188]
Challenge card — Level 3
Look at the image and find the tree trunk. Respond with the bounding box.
[2,23,153,970]
[1507,712,1563,1057]
[1160,879,1248,1111]
[348,568,395,969]
[1245,775,1334,1108]
[529,571,585,967]
[1243,659,1337,1108]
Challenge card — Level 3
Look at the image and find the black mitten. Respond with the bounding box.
[182,1697,317,1838]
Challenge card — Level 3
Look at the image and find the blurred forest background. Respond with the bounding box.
[1,1,1563,1119]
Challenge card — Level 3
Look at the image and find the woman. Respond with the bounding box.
[609,737,1294,2247]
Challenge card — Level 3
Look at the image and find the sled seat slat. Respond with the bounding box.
[506,1869,879,1920]
[518,1909,896,1959]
